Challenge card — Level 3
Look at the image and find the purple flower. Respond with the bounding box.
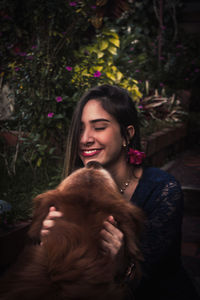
[15,67,20,71]
[66,66,72,71]
[160,83,164,87]
[93,71,101,77]
[138,105,143,109]
[195,68,200,73]
[69,2,77,6]
[91,5,96,9]
[48,112,54,118]
[56,96,63,102]
[135,69,140,72]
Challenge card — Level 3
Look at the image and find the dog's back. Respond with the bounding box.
[0,162,144,300]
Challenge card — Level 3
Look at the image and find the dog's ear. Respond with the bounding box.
[28,190,56,243]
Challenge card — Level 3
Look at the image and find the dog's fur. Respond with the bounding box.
[0,162,144,300]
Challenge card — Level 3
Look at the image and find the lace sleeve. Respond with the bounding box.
[140,179,183,279]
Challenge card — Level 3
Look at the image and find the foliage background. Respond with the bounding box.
[0,0,199,224]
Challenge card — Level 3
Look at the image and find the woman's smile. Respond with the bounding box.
[80,149,102,157]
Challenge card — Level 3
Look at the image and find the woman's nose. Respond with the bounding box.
[80,128,94,145]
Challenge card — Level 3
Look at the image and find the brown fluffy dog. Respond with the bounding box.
[0,162,144,300]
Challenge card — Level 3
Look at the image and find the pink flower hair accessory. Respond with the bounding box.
[128,148,146,165]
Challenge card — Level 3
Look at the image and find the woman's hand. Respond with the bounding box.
[41,208,124,260]
[100,215,124,259]
[41,206,63,238]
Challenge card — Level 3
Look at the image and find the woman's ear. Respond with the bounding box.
[127,125,135,141]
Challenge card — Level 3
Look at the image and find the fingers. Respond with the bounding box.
[40,206,63,238]
[46,206,63,220]
[100,215,124,258]
[106,215,117,226]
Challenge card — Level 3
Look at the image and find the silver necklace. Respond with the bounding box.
[119,180,130,194]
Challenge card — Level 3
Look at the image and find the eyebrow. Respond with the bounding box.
[90,118,111,124]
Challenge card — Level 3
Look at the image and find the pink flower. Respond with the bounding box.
[15,67,20,71]
[93,70,101,77]
[128,148,146,165]
[69,2,77,6]
[56,96,63,102]
[66,66,72,71]
[48,112,54,118]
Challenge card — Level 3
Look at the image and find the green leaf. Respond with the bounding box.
[36,157,42,167]
[99,40,109,51]
[109,38,120,48]
[56,122,62,129]
[116,71,123,81]
[97,51,104,59]
[105,72,116,81]
[107,46,117,55]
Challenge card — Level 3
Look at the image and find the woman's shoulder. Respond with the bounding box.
[132,167,183,208]
[142,167,177,184]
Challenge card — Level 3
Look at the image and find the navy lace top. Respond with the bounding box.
[128,167,199,300]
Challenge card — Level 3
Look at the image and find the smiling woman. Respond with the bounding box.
[64,84,140,181]
[41,85,199,300]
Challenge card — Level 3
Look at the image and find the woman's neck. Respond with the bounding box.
[108,162,143,201]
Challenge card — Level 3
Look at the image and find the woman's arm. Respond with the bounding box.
[140,179,183,278]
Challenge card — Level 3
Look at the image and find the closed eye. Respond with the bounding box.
[95,127,106,131]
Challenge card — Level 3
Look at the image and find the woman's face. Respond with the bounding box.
[79,99,127,171]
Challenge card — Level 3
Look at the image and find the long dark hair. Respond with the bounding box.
[63,84,141,177]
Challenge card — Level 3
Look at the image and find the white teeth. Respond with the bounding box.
[84,150,96,154]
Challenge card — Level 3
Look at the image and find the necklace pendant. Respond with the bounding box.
[119,181,130,194]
